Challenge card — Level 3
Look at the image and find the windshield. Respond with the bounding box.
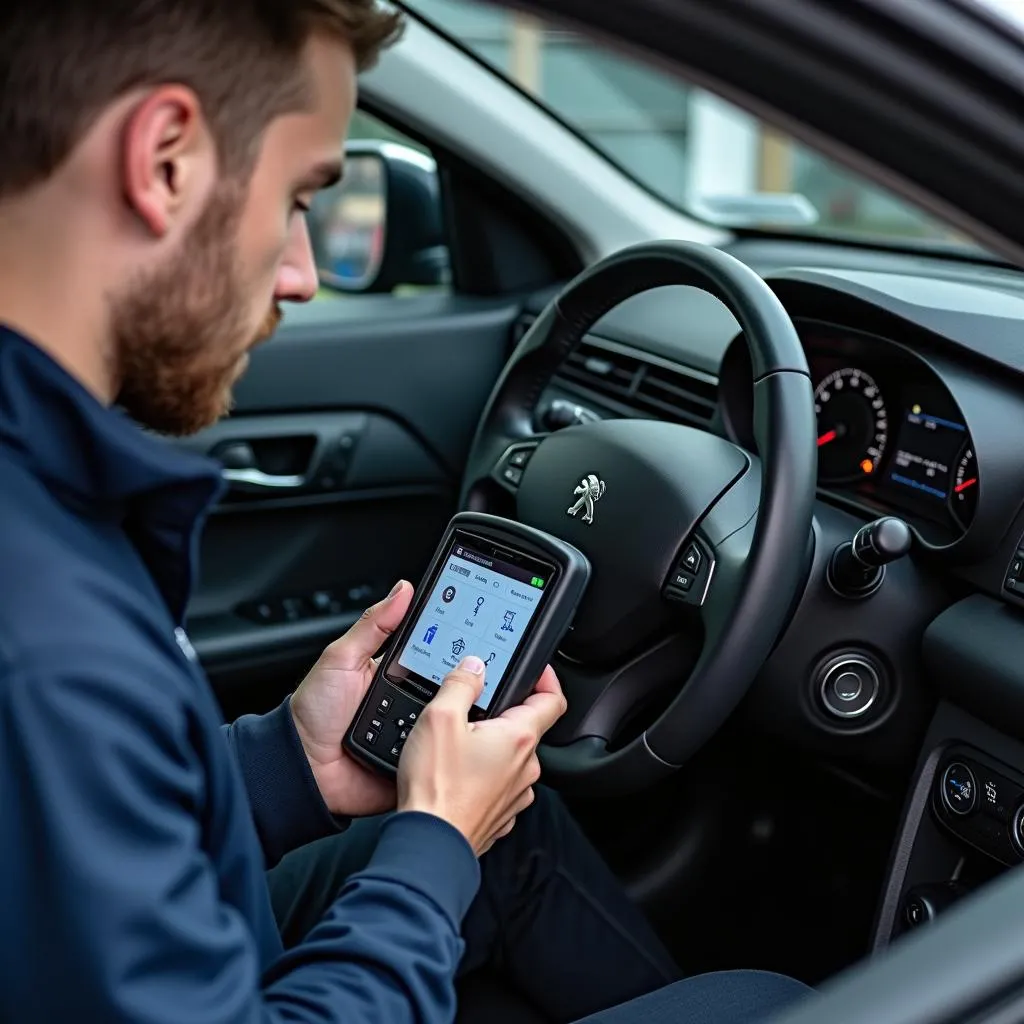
[409,0,977,251]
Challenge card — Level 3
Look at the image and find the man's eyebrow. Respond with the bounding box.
[304,160,344,190]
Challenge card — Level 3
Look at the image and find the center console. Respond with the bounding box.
[873,595,1024,946]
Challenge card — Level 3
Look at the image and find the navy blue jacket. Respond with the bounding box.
[0,327,480,1022]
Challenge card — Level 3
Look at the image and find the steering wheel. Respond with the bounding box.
[460,241,817,796]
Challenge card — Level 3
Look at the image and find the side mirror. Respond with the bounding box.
[308,140,449,294]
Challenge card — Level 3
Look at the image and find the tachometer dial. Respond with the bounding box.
[950,443,978,530]
[814,367,889,483]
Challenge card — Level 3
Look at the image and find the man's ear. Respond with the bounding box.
[121,85,214,238]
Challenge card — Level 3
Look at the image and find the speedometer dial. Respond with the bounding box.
[814,367,889,484]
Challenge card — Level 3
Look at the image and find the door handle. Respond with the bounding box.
[220,467,307,490]
[212,440,309,493]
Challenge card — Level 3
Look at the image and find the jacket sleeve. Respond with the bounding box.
[223,699,345,868]
[0,642,480,1024]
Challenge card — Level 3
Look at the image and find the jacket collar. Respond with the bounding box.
[0,326,224,622]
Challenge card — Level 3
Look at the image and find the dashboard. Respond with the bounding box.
[530,251,1024,568]
[718,320,979,544]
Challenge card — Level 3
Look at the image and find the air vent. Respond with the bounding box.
[518,313,719,427]
[556,341,643,403]
[553,338,717,426]
[633,362,718,424]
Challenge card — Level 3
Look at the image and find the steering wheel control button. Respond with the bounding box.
[663,540,714,606]
[681,544,702,574]
[818,655,880,718]
[1005,546,1024,594]
[941,762,978,816]
[493,441,539,493]
[670,572,693,592]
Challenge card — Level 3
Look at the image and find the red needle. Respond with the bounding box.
[955,477,977,493]
[817,429,838,447]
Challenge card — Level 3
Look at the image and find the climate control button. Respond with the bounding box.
[941,761,978,816]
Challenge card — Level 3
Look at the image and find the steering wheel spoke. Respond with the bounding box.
[694,519,757,645]
[545,633,701,747]
[661,532,718,609]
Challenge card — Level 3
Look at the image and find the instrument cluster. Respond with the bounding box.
[720,320,978,542]
[810,350,976,535]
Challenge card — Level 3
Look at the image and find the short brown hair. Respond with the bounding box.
[0,0,403,199]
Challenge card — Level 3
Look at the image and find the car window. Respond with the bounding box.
[409,0,976,252]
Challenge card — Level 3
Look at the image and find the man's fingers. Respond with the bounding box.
[499,675,573,741]
[429,657,486,715]
[520,666,568,731]
[531,664,562,696]
[324,580,412,669]
[487,789,534,848]
[512,785,536,815]
[492,816,517,843]
[523,692,568,734]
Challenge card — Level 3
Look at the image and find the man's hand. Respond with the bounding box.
[290,580,413,818]
[397,657,567,856]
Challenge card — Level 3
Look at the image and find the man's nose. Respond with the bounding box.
[275,216,319,303]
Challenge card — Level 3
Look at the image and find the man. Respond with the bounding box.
[0,2,810,1021]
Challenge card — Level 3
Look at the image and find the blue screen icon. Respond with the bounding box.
[423,624,438,644]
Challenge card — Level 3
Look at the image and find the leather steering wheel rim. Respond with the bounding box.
[461,241,817,796]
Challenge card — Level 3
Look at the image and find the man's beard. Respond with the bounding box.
[112,185,281,437]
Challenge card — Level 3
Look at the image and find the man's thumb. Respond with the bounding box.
[326,580,412,668]
[433,656,486,711]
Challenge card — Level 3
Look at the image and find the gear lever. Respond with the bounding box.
[828,516,912,599]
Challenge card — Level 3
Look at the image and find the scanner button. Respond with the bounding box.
[363,729,378,745]
[370,718,383,731]
[377,696,392,715]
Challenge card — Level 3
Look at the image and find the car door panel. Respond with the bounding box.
[188,490,451,686]
[178,295,521,716]
[228,295,521,473]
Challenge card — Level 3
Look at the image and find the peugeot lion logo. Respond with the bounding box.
[566,473,606,524]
